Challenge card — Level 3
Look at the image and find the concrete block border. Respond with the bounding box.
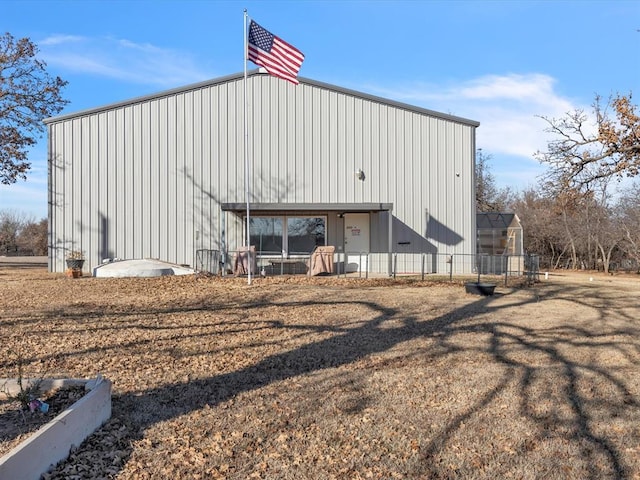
[0,375,112,480]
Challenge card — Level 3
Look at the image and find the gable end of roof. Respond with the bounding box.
[45,70,480,127]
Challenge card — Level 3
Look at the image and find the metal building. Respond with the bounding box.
[45,71,479,275]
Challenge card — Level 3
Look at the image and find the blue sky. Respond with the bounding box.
[1,0,639,220]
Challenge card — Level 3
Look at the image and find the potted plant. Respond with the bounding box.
[65,250,85,277]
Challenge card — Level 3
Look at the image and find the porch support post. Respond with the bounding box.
[220,207,227,276]
[387,206,393,276]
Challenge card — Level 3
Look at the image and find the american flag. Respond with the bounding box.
[247,20,304,85]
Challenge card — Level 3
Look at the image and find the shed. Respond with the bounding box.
[476,212,523,256]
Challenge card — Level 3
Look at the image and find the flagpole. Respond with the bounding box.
[243,9,252,285]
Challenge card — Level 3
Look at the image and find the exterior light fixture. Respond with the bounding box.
[355,169,365,181]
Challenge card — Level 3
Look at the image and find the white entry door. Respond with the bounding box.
[344,213,370,273]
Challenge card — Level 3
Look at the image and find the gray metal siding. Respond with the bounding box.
[48,73,477,273]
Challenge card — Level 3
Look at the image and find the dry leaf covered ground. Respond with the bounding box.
[1,264,639,479]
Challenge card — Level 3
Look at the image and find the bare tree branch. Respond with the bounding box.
[535,94,640,192]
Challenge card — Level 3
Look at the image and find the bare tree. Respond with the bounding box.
[475,149,513,212]
[16,217,47,255]
[515,179,628,273]
[0,210,47,255]
[511,189,559,260]
[535,94,640,191]
[586,185,622,274]
[616,182,640,270]
[0,33,68,184]
[0,210,24,253]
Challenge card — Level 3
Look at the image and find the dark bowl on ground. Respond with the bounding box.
[464,282,497,296]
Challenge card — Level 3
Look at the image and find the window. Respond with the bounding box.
[250,217,283,254]
[249,216,325,256]
[287,217,325,254]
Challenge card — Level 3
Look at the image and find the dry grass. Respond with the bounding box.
[1,266,639,479]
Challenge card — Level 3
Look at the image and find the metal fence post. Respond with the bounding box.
[365,253,369,279]
[449,254,453,281]
[421,253,425,280]
[504,255,509,286]
[393,253,397,279]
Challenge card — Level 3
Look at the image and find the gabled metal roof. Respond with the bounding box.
[44,70,480,127]
[477,212,521,230]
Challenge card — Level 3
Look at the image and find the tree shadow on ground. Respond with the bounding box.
[42,281,640,479]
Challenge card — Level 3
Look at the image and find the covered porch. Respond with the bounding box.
[219,203,394,276]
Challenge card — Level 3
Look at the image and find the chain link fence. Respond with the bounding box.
[195,249,222,275]
[197,248,540,285]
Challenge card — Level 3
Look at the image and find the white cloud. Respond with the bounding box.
[39,34,86,46]
[39,35,214,88]
[475,107,547,158]
[459,73,558,101]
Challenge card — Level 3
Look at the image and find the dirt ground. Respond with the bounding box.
[1,266,639,479]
